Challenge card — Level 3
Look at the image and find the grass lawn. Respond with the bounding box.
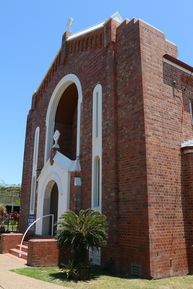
[12,266,193,289]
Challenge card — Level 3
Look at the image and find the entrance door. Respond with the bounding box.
[42,181,58,235]
[50,183,58,234]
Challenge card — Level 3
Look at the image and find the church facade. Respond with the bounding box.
[20,13,193,278]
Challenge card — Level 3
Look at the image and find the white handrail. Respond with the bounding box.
[19,214,54,258]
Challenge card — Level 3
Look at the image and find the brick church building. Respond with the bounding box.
[19,12,193,278]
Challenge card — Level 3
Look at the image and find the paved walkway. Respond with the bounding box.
[0,254,67,289]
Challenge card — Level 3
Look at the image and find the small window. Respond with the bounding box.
[30,176,36,213]
[93,157,100,208]
[93,87,101,139]
[95,92,99,137]
[189,99,193,124]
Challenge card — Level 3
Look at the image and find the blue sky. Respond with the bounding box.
[0,0,193,185]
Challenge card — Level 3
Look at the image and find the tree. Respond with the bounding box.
[56,209,108,279]
[0,184,21,208]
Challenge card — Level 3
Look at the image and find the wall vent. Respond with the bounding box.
[131,263,141,277]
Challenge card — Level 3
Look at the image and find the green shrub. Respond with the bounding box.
[56,209,108,279]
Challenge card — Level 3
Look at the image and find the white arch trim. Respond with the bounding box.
[91,84,102,212]
[44,73,83,163]
[35,163,70,235]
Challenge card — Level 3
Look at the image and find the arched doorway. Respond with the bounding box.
[36,166,70,236]
[36,74,82,236]
[43,180,59,235]
[55,83,78,160]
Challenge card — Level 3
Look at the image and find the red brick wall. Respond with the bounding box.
[181,149,193,273]
[27,239,59,266]
[20,15,193,279]
[20,19,121,268]
[0,233,23,253]
[20,22,108,232]
[69,172,76,211]
[19,113,34,232]
[139,19,193,278]
[111,19,149,277]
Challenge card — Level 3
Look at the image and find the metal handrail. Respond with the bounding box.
[19,214,54,258]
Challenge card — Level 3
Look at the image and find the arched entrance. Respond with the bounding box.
[42,180,59,235]
[55,83,78,160]
[36,74,82,236]
[35,164,70,236]
[44,73,83,163]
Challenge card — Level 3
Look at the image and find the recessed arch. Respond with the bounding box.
[42,180,59,235]
[44,74,83,163]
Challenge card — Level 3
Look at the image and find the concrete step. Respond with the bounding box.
[16,244,28,253]
[9,248,27,260]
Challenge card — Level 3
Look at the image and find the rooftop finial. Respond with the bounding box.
[66,17,74,33]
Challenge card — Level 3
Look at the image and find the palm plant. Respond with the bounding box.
[56,209,108,278]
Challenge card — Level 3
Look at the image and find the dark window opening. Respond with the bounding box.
[55,83,78,160]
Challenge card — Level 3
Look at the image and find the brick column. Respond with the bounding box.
[70,172,76,211]
[70,172,82,213]
[181,145,193,273]
[27,239,59,266]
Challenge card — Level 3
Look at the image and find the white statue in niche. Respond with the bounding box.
[52,130,60,149]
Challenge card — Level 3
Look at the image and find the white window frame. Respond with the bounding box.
[93,156,100,208]
[30,126,40,214]
[91,84,102,211]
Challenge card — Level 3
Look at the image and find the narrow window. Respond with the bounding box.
[189,99,193,124]
[90,84,102,265]
[93,87,101,140]
[30,176,36,213]
[95,92,99,137]
[93,157,100,208]
[92,84,102,211]
[30,127,40,214]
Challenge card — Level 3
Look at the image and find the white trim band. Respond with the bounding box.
[163,58,193,75]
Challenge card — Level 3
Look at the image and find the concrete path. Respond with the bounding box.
[0,254,67,289]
